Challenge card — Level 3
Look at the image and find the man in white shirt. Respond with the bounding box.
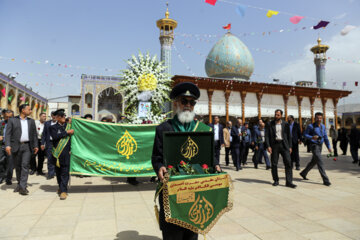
[209,116,224,165]
[5,104,38,195]
[30,113,46,176]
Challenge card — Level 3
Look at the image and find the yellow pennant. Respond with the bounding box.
[266,10,279,18]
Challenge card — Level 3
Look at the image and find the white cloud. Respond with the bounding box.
[334,12,347,20]
[272,28,360,103]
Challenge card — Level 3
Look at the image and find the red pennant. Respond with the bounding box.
[355,81,358,86]
[223,23,231,30]
[205,0,217,5]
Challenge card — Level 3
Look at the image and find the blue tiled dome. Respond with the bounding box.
[205,33,254,80]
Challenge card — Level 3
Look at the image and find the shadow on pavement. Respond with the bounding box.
[235,178,271,185]
[114,231,161,240]
[39,182,156,193]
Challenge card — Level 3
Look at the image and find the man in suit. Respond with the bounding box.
[223,121,232,166]
[349,124,360,164]
[231,117,243,171]
[5,104,38,195]
[241,122,252,166]
[329,125,338,157]
[209,116,224,166]
[152,82,220,240]
[265,109,296,188]
[41,112,57,179]
[300,112,332,186]
[338,127,348,155]
[253,121,271,170]
[287,115,302,170]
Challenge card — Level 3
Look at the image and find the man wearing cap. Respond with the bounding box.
[41,111,57,179]
[50,109,74,200]
[5,104,38,195]
[152,82,221,240]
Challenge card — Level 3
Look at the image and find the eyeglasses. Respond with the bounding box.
[180,98,197,106]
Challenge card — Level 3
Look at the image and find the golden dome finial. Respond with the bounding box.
[317,37,322,45]
[165,2,169,18]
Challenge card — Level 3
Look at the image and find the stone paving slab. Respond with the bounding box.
[0,146,359,240]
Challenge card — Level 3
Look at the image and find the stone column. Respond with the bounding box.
[14,89,19,115]
[224,90,231,122]
[256,92,263,120]
[322,98,327,127]
[207,89,214,124]
[240,91,246,123]
[333,98,339,129]
[310,97,315,123]
[297,96,303,132]
[283,95,289,119]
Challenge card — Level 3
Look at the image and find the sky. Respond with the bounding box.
[0,0,359,103]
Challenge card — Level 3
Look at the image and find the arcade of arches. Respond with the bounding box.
[0,73,48,120]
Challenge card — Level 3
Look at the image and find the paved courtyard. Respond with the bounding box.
[0,146,359,240]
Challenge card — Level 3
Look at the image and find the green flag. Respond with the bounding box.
[70,118,157,177]
[8,95,13,102]
[163,173,233,234]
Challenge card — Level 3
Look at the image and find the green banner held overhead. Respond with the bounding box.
[70,118,157,177]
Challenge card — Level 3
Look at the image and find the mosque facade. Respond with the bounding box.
[73,5,351,128]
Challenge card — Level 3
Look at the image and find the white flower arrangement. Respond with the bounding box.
[119,51,172,124]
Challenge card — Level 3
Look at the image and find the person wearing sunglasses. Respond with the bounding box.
[49,109,74,200]
[152,82,221,240]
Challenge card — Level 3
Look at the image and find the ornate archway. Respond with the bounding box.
[97,87,123,122]
[7,89,15,111]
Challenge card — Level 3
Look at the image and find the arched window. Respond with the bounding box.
[71,104,80,115]
[85,93,93,108]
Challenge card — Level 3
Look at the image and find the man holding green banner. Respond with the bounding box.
[152,82,221,240]
[50,109,74,200]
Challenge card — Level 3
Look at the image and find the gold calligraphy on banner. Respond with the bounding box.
[168,175,229,195]
[180,136,199,160]
[116,130,138,159]
[189,195,214,228]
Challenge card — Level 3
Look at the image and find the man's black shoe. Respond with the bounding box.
[334,154,338,157]
[272,181,279,186]
[226,163,229,166]
[47,175,54,180]
[342,153,346,155]
[300,172,309,180]
[37,171,45,176]
[296,167,300,171]
[14,185,20,193]
[266,166,271,170]
[0,178,4,184]
[19,188,29,195]
[352,160,358,164]
[254,165,258,169]
[127,178,139,186]
[6,180,12,185]
[25,188,29,194]
[286,183,297,188]
[258,162,264,164]
[324,182,331,186]
[29,170,36,175]
[150,177,156,182]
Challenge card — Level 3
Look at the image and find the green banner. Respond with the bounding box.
[163,173,233,234]
[70,118,157,177]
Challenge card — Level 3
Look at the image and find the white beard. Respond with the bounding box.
[175,104,195,124]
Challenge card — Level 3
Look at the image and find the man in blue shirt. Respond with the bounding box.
[300,112,332,186]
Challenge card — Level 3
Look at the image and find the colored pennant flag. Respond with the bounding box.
[289,16,304,24]
[343,82,347,87]
[20,96,25,101]
[340,25,356,36]
[355,81,358,86]
[1,88,5,97]
[205,0,217,6]
[313,20,330,30]
[235,5,247,17]
[8,95,13,102]
[266,10,279,18]
[223,23,231,30]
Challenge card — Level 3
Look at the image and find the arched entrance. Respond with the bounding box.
[97,87,123,122]
[7,90,15,111]
[71,104,80,116]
